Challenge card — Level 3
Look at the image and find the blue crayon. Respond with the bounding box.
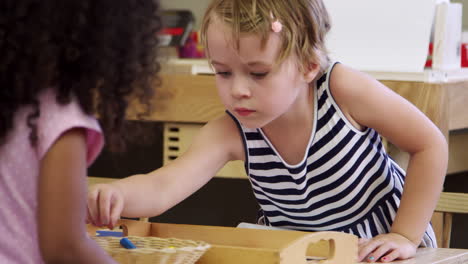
[120,237,137,249]
[96,230,124,237]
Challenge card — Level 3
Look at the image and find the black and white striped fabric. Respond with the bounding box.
[228,62,437,247]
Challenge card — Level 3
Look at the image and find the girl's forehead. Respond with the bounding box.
[207,20,282,65]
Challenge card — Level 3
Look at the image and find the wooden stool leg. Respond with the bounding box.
[442,213,453,248]
[431,212,444,247]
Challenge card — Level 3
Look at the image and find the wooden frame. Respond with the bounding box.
[88,219,359,264]
[87,219,468,263]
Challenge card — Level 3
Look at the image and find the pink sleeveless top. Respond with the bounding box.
[0,89,104,263]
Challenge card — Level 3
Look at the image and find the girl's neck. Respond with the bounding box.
[260,84,315,165]
[263,82,315,131]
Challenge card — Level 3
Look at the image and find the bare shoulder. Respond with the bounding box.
[327,63,445,156]
[328,63,394,128]
[328,63,384,109]
[193,113,245,162]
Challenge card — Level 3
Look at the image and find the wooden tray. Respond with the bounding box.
[88,219,358,264]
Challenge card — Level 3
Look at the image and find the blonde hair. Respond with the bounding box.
[200,0,331,74]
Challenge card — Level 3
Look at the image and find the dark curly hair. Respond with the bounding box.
[0,0,162,152]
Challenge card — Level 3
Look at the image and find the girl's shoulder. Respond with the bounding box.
[328,63,395,110]
[36,88,103,163]
[328,63,376,102]
[327,63,387,130]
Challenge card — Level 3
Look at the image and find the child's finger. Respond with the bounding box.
[86,204,95,225]
[358,239,384,262]
[366,243,393,263]
[87,187,100,225]
[98,189,113,226]
[380,249,399,263]
[109,195,124,229]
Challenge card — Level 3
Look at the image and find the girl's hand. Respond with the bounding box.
[87,183,124,230]
[358,233,418,262]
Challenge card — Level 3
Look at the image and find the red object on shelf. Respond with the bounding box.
[425,42,468,68]
[178,32,205,58]
[461,43,468,67]
[162,27,184,36]
[425,43,433,68]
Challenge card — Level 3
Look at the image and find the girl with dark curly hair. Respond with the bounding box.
[0,0,161,263]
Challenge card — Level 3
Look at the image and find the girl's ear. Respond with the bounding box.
[304,63,320,83]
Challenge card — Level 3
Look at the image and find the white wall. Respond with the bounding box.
[161,0,467,31]
[160,0,211,30]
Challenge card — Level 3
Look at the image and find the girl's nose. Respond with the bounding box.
[231,77,251,99]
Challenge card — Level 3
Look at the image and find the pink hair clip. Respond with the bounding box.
[270,12,282,33]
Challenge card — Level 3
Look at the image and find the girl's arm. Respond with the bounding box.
[38,128,116,264]
[330,64,448,260]
[88,114,243,227]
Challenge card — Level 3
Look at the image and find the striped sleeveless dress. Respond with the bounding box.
[228,62,437,247]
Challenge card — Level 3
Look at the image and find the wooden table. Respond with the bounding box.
[358,248,468,264]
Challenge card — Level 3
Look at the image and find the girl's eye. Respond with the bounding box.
[251,72,268,78]
[216,71,231,77]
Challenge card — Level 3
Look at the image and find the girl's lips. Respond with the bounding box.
[235,108,255,116]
